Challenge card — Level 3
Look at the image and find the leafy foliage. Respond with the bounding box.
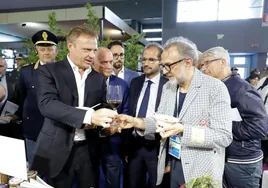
[22,2,145,71]
[48,12,68,62]
[22,38,39,64]
[85,3,100,32]
[124,33,145,71]
[186,174,217,188]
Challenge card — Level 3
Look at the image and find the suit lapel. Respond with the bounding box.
[84,69,100,105]
[132,75,145,116]
[59,59,78,99]
[178,69,202,120]
[124,68,129,84]
[155,76,167,111]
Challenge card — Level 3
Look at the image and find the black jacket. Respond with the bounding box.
[19,63,44,141]
[31,59,107,181]
[224,73,268,162]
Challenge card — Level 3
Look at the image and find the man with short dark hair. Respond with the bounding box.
[127,42,168,188]
[108,41,139,86]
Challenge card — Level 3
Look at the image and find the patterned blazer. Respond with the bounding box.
[143,68,233,187]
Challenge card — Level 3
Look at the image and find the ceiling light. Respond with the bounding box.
[145,38,162,41]
[142,29,162,33]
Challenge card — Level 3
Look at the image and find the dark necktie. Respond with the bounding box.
[137,80,153,118]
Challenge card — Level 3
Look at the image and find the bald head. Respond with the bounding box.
[0,57,7,78]
[94,47,114,78]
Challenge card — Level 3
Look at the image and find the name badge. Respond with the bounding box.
[169,135,181,159]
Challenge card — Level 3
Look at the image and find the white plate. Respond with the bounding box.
[153,114,179,129]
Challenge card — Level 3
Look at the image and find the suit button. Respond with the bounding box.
[32,85,35,88]
[26,117,29,119]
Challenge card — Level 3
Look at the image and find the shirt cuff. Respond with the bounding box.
[76,107,95,125]
[135,128,145,136]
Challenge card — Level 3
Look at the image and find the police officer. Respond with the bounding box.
[19,30,58,166]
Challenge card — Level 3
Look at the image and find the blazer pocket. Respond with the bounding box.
[37,131,54,151]
[40,130,55,137]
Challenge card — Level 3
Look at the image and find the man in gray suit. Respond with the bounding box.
[117,37,233,187]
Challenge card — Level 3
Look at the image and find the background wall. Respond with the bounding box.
[162,0,268,71]
[0,0,162,22]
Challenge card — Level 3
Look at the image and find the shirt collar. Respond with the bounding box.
[112,66,124,76]
[145,73,160,84]
[67,55,92,73]
[120,66,124,73]
[106,76,110,85]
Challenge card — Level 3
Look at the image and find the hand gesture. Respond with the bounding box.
[116,114,135,130]
[157,123,184,138]
[91,108,117,128]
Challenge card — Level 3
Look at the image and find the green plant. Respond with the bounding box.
[48,12,68,62]
[22,2,145,70]
[124,33,145,71]
[186,174,217,188]
[22,38,39,63]
[22,11,69,63]
[85,3,100,32]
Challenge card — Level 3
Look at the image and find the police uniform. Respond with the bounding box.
[19,30,58,166]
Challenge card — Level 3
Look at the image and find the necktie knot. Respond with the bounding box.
[147,80,153,87]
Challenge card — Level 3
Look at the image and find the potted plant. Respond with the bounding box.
[186,174,217,188]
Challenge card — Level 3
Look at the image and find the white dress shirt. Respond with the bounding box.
[67,56,94,141]
[136,73,160,117]
[113,66,124,80]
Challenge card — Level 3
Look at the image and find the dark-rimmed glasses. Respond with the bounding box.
[200,58,223,68]
[113,53,125,59]
[160,58,186,72]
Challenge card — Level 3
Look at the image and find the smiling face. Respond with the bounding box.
[67,34,98,69]
[36,45,58,64]
[141,46,161,78]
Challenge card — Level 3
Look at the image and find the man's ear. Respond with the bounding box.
[185,58,193,68]
[221,59,228,68]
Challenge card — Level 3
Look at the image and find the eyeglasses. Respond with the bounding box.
[141,57,160,64]
[160,58,186,72]
[201,58,223,68]
[113,53,124,59]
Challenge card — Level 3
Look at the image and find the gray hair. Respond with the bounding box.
[142,42,163,59]
[202,46,230,66]
[163,37,198,66]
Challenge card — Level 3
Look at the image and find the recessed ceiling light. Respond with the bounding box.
[142,29,162,33]
[145,38,162,41]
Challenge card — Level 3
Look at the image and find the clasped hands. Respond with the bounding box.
[86,109,184,138]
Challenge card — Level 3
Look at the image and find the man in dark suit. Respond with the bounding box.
[127,43,168,188]
[108,41,139,86]
[31,26,117,188]
[93,47,129,188]
[18,30,58,166]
